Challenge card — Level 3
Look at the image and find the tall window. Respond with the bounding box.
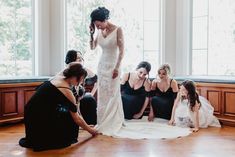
[0,0,34,77]
[66,0,161,77]
[192,0,235,76]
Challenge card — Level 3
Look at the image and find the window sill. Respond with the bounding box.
[0,76,51,84]
[174,75,235,84]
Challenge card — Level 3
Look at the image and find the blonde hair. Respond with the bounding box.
[157,63,171,76]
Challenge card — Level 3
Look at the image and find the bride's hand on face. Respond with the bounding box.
[112,69,119,79]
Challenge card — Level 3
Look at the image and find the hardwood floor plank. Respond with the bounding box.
[0,123,235,157]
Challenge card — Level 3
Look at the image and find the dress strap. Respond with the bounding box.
[142,78,146,86]
[128,72,130,81]
[170,79,173,86]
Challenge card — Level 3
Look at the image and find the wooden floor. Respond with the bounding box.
[0,123,235,157]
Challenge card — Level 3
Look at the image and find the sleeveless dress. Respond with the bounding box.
[174,96,221,128]
[96,27,125,136]
[19,81,79,151]
[79,75,97,125]
[94,29,191,139]
[121,73,147,119]
[151,79,177,120]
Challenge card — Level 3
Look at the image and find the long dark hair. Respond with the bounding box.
[181,80,201,111]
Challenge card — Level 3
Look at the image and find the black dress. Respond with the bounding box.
[121,73,147,120]
[19,81,79,151]
[79,75,97,125]
[150,79,177,120]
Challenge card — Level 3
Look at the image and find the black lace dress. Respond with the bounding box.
[150,79,177,120]
[19,81,79,151]
[121,73,147,120]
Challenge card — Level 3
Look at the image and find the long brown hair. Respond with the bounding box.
[181,80,200,111]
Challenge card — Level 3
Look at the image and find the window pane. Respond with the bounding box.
[144,21,159,51]
[192,0,235,76]
[207,0,235,75]
[192,50,207,75]
[193,0,208,17]
[0,0,33,77]
[144,50,159,77]
[192,17,208,49]
[144,0,160,21]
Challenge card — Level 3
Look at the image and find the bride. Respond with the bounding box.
[89,7,192,139]
[89,7,125,136]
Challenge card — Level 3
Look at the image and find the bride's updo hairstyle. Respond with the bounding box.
[90,7,110,23]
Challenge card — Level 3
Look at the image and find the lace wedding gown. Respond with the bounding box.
[96,27,124,136]
[95,27,192,139]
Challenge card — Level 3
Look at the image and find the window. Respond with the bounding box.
[0,0,34,77]
[192,0,235,76]
[66,0,161,77]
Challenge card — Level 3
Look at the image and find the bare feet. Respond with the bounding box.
[133,112,142,119]
[148,113,154,122]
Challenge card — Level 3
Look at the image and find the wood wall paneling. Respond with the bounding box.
[24,89,36,105]
[223,91,235,117]
[207,90,221,115]
[1,91,18,117]
[0,82,41,124]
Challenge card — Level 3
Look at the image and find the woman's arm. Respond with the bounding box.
[120,73,129,85]
[171,79,179,93]
[148,104,155,121]
[112,27,124,79]
[70,111,97,135]
[90,82,97,97]
[191,102,200,132]
[169,92,180,125]
[133,79,151,119]
[63,89,97,136]
[151,79,157,91]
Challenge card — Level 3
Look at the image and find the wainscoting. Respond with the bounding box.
[1,77,235,126]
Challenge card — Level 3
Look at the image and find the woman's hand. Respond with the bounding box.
[148,112,154,122]
[168,119,175,125]
[190,127,199,132]
[112,69,119,79]
[88,127,98,136]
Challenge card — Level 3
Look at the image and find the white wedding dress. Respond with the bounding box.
[95,27,192,139]
[96,27,125,136]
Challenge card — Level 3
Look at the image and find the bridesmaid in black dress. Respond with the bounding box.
[121,61,151,120]
[148,63,178,121]
[65,50,97,125]
[19,63,97,151]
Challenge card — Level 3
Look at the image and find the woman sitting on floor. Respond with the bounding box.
[65,50,97,125]
[19,63,97,151]
[121,61,151,120]
[148,63,178,121]
[169,80,221,132]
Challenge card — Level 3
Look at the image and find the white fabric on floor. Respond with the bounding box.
[114,116,192,139]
